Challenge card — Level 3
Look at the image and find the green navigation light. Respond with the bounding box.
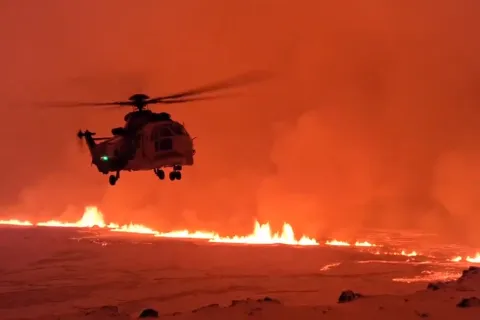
[100,156,109,161]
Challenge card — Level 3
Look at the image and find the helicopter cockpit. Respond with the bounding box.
[150,121,188,140]
[169,122,188,136]
[122,111,173,132]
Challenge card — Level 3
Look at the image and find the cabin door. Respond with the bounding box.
[134,134,143,160]
[141,133,148,159]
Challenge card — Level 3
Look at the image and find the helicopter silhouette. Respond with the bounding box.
[53,71,270,186]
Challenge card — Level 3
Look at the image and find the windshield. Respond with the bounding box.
[170,123,187,136]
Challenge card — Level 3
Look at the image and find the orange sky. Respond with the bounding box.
[0,1,479,243]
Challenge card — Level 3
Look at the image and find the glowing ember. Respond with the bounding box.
[451,256,462,262]
[209,221,318,245]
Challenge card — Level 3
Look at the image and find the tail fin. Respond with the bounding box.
[77,130,97,154]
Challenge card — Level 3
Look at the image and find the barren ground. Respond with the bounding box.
[0,227,478,319]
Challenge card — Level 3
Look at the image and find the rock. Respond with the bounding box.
[456,297,480,308]
[414,310,429,317]
[257,296,281,304]
[338,290,363,303]
[230,298,254,307]
[426,282,447,291]
[457,267,480,283]
[231,299,246,307]
[138,308,159,318]
[426,267,480,293]
[229,297,281,308]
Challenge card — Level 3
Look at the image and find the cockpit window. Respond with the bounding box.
[151,126,173,140]
[170,122,189,136]
[159,127,173,136]
[170,123,186,135]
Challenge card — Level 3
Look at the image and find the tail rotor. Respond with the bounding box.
[77,130,85,152]
[77,130,95,152]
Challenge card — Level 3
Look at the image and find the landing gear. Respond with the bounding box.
[169,165,182,181]
[154,166,182,181]
[169,171,182,181]
[109,171,120,186]
[154,168,165,180]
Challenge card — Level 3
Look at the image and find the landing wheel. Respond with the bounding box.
[109,175,117,186]
[169,171,182,181]
[155,169,165,180]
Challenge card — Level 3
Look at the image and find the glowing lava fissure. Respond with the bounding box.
[0,207,317,245]
[1,206,479,262]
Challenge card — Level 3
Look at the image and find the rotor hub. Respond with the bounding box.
[128,93,150,101]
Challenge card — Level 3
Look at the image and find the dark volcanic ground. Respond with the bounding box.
[0,227,474,319]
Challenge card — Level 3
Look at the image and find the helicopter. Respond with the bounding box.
[54,71,270,186]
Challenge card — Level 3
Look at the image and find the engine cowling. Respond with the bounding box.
[111,127,126,136]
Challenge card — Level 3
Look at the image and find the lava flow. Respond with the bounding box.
[451,254,480,263]
[0,206,479,263]
[208,221,318,245]
[0,206,317,245]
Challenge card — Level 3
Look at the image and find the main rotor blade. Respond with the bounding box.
[41,101,133,108]
[150,94,238,105]
[147,70,272,103]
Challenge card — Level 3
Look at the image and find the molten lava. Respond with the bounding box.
[324,240,376,247]
[0,219,33,226]
[0,207,317,245]
[208,221,318,245]
[0,206,479,263]
[155,230,216,239]
[465,254,480,263]
[325,240,350,246]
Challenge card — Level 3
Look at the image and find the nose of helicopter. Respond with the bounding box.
[90,152,112,174]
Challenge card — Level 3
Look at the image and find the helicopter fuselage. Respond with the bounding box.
[82,115,195,177]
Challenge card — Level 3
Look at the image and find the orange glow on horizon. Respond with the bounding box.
[0,206,479,262]
[0,206,318,245]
